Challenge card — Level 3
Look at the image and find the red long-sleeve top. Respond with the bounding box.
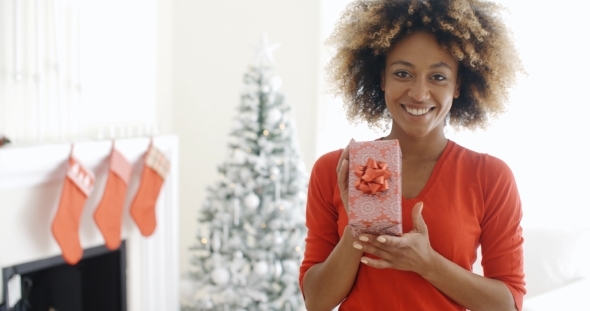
[299,140,525,310]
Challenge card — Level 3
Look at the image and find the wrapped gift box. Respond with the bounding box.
[348,139,402,237]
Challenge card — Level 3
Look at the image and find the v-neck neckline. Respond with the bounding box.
[401,139,455,202]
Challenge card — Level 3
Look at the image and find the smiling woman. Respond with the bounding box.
[302,1,526,310]
[317,0,590,230]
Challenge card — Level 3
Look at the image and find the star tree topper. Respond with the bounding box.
[252,33,281,66]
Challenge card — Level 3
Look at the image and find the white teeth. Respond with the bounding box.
[404,106,431,116]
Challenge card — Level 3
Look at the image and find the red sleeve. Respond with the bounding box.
[480,155,526,310]
[298,150,342,298]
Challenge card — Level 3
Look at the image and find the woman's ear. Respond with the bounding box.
[454,78,461,98]
[381,70,386,91]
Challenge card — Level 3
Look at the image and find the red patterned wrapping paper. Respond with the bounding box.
[348,139,402,238]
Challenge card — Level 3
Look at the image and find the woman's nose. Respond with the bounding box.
[407,79,430,101]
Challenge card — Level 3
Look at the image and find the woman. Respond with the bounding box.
[299,0,525,310]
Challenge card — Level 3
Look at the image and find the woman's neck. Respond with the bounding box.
[382,126,448,162]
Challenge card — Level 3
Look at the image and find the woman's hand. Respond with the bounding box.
[336,144,351,214]
[352,202,436,276]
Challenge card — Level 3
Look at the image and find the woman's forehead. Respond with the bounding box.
[385,32,458,67]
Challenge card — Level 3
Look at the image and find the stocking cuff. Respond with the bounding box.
[110,148,132,184]
[145,145,170,179]
[66,156,95,196]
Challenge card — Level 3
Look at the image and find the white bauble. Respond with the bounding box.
[202,299,214,309]
[254,261,269,276]
[211,267,230,286]
[244,192,260,210]
[273,231,284,244]
[233,149,246,165]
[266,108,282,125]
[270,166,280,178]
[234,250,243,259]
[274,261,283,279]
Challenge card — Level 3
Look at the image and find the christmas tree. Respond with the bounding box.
[182,35,308,311]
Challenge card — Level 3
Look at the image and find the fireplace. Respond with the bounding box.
[0,136,179,311]
[2,242,127,311]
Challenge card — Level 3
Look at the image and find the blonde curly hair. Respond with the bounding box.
[326,0,523,130]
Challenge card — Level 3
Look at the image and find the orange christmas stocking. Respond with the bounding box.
[52,155,95,265]
[93,146,132,250]
[130,143,170,237]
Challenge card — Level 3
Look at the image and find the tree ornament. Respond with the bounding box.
[266,108,282,125]
[233,148,246,165]
[254,261,269,276]
[211,267,230,285]
[273,231,284,244]
[244,192,260,210]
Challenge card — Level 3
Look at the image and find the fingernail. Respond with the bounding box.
[377,236,386,243]
[359,236,368,242]
[353,242,363,250]
[361,258,368,264]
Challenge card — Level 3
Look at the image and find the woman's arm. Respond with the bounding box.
[421,250,517,311]
[302,226,364,311]
[302,145,366,311]
[357,202,518,311]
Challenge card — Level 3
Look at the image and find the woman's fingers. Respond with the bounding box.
[337,145,350,212]
[336,145,350,174]
[360,256,392,269]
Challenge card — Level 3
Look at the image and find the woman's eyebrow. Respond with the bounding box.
[389,60,414,67]
[389,60,452,70]
[430,62,452,70]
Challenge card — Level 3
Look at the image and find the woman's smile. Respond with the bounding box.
[401,104,435,117]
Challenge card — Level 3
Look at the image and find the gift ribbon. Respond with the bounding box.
[354,158,392,194]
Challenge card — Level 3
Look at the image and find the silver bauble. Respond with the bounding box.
[211,267,230,286]
[244,192,260,210]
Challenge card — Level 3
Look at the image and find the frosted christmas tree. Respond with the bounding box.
[182,35,308,311]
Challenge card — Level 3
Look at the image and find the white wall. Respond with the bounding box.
[166,0,321,277]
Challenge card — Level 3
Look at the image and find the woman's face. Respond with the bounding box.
[381,31,460,139]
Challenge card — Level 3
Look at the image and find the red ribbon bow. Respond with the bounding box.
[354,158,392,195]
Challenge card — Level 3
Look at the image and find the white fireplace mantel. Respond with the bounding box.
[0,136,179,311]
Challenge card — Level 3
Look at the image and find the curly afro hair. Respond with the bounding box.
[326,0,523,131]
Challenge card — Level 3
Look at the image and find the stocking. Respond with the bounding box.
[52,155,95,265]
[130,143,170,237]
[93,146,132,250]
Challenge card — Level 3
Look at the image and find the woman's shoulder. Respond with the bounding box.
[449,140,515,179]
[311,149,344,184]
[311,149,343,174]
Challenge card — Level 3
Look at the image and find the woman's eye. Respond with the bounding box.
[432,74,447,81]
[394,71,410,78]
